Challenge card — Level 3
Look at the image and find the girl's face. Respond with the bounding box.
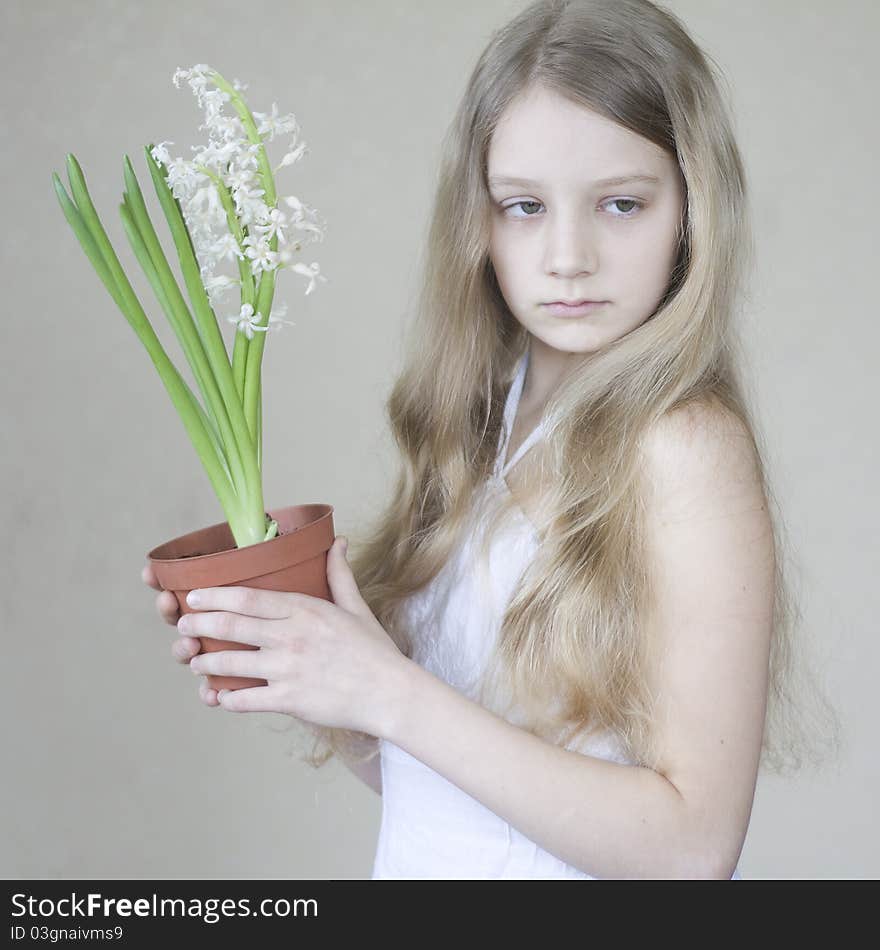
[487,84,686,366]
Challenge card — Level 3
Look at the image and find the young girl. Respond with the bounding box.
[144,0,839,879]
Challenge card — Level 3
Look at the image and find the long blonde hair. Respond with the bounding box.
[294,0,841,778]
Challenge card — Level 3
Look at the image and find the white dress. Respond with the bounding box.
[371,348,744,880]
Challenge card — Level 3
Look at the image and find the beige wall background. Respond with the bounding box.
[1,0,876,879]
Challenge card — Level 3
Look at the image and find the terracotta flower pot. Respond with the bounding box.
[148,503,335,693]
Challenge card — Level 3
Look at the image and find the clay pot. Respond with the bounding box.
[148,504,335,693]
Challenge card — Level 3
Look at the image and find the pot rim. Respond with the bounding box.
[147,503,335,590]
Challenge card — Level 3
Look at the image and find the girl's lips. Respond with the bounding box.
[543,300,607,317]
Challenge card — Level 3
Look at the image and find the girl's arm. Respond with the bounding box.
[380,405,773,879]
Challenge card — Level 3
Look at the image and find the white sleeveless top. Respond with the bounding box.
[371,348,743,880]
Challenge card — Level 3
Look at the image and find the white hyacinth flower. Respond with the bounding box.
[227,302,295,338]
[265,301,297,333]
[241,233,280,275]
[273,140,307,175]
[252,102,300,143]
[209,232,245,265]
[289,261,328,296]
[158,64,326,315]
[203,273,241,300]
[150,140,175,166]
[227,303,269,340]
[253,207,289,244]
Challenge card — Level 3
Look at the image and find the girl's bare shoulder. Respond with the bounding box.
[638,399,761,501]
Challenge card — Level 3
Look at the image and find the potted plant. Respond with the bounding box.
[52,64,333,692]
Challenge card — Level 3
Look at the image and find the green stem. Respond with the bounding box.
[244,264,278,449]
[141,148,267,542]
[209,68,280,454]
[256,388,262,474]
[190,161,256,406]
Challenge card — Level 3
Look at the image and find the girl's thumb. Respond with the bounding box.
[328,536,366,613]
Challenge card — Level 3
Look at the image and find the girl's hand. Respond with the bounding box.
[141,560,220,707]
[175,537,411,737]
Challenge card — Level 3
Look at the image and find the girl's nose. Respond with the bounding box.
[544,214,598,277]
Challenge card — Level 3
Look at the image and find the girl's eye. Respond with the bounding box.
[499,198,645,219]
[604,198,644,217]
[500,200,543,218]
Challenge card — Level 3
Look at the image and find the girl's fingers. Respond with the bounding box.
[171,636,201,663]
[156,590,180,626]
[199,680,220,706]
[141,563,160,590]
[143,564,179,624]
